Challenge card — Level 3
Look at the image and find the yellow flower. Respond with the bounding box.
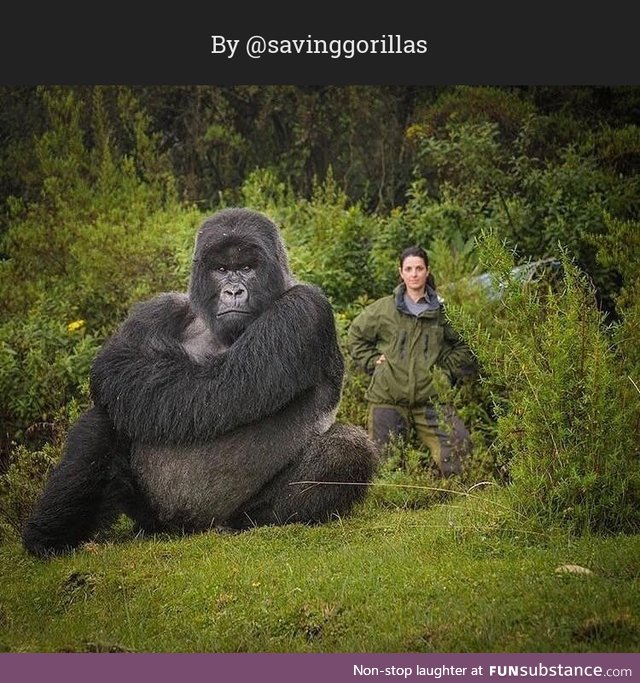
[67,319,85,332]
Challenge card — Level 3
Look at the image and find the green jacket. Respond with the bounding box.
[347,285,475,407]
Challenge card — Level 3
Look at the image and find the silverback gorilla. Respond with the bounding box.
[23,208,378,557]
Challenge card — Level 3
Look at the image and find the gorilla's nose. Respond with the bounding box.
[221,285,248,305]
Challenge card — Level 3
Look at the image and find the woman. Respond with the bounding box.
[347,246,476,476]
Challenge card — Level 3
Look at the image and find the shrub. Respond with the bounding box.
[447,231,640,534]
[0,397,84,542]
[240,168,379,309]
[0,313,98,449]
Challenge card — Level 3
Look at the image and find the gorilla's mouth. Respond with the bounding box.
[216,309,251,317]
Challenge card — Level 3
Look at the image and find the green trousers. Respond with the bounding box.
[368,403,471,476]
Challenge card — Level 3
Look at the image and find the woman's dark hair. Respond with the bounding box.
[399,245,436,289]
[399,245,429,267]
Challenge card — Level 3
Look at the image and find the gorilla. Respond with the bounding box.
[23,208,378,557]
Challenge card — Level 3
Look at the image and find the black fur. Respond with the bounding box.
[23,208,378,557]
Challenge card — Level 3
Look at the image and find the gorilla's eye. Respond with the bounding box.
[216,266,227,273]
[242,265,251,272]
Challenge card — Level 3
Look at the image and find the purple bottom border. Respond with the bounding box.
[1,652,638,683]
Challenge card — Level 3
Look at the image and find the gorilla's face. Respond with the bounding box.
[207,240,269,343]
[189,209,292,345]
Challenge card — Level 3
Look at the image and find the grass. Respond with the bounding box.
[1,492,639,653]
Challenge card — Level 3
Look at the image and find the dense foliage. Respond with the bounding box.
[1,85,638,540]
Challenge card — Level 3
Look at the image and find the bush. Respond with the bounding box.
[240,168,379,309]
[0,313,98,448]
[0,443,60,543]
[447,231,640,534]
[0,398,84,542]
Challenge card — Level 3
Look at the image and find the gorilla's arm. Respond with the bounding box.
[90,285,343,444]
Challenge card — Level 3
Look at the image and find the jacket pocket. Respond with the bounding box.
[424,325,444,366]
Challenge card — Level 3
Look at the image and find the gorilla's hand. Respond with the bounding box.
[90,285,343,444]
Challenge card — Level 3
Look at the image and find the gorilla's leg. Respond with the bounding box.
[232,424,379,528]
[22,406,127,557]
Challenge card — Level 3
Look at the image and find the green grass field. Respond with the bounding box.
[1,494,639,653]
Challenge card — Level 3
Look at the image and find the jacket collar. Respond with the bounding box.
[394,284,441,316]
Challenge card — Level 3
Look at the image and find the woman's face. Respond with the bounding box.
[399,255,429,294]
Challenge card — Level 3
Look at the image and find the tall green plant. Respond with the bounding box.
[447,231,640,533]
[595,213,640,378]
